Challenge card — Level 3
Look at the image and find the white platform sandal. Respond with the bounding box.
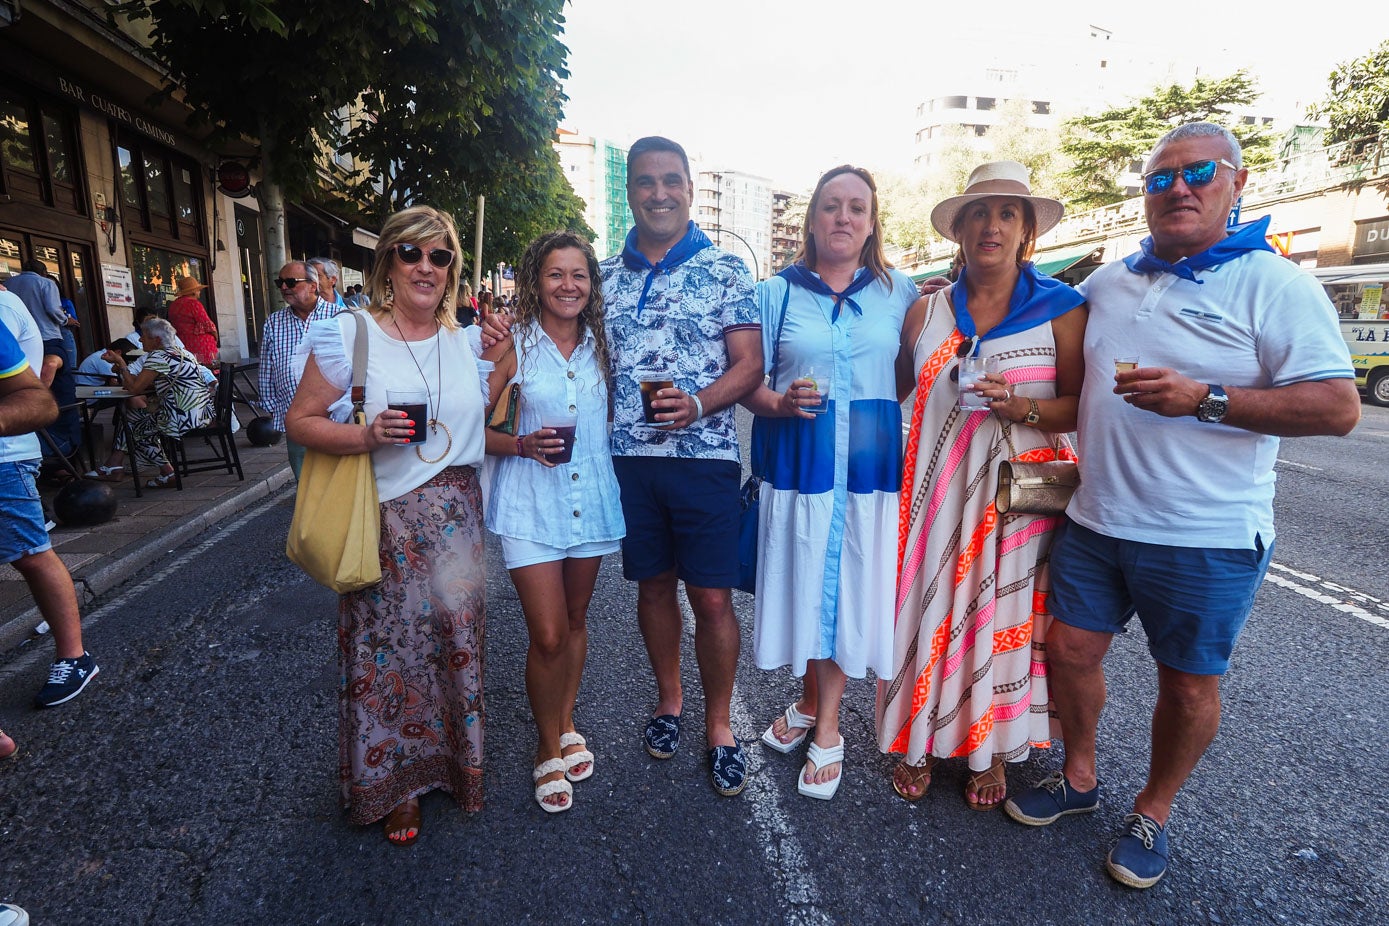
[533,757,573,813]
[760,702,817,754]
[560,732,595,783]
[797,737,845,801]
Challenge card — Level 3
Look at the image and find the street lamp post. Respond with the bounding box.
[709,225,760,280]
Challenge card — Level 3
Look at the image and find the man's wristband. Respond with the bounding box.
[692,393,704,421]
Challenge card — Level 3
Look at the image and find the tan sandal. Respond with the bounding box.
[964,759,1007,811]
[382,799,421,846]
[892,757,935,802]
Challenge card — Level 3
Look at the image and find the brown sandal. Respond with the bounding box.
[892,757,935,802]
[382,799,421,846]
[964,759,1007,811]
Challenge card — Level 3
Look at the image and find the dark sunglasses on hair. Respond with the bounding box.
[395,243,455,268]
[274,277,311,288]
[1141,158,1237,195]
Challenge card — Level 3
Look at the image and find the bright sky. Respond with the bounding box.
[559,0,1388,192]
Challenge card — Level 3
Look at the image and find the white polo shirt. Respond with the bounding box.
[1071,249,1353,549]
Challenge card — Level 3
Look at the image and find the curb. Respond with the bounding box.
[0,465,296,655]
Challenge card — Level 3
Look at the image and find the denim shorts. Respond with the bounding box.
[612,456,741,588]
[1049,520,1274,676]
[0,459,53,563]
[498,536,621,571]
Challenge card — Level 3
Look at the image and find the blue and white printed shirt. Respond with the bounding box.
[601,242,758,462]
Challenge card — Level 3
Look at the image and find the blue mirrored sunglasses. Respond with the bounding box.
[1142,158,1237,195]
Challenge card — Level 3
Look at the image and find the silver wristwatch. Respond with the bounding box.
[1196,384,1228,423]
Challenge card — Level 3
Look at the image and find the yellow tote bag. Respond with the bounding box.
[285,311,382,594]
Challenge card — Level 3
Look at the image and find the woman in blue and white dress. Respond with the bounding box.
[480,231,624,814]
[741,165,920,800]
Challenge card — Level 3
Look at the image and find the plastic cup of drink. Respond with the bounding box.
[801,366,830,415]
[1114,355,1139,374]
[638,371,675,426]
[542,414,578,464]
[957,355,999,411]
[386,390,427,444]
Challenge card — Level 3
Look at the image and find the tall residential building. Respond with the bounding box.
[770,190,803,274]
[695,168,771,280]
[554,129,633,260]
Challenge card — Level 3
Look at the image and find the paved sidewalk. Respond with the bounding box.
[0,440,294,653]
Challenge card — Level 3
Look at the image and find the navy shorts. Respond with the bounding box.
[611,456,740,588]
[0,459,53,563]
[1049,520,1274,676]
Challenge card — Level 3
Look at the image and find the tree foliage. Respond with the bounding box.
[111,0,588,266]
[1058,70,1275,209]
[1308,39,1389,156]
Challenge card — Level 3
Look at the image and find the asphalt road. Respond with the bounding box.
[2,405,1387,925]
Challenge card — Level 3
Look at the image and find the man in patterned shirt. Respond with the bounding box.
[259,261,337,479]
[601,136,763,796]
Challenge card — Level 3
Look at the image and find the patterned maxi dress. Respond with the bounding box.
[876,289,1069,772]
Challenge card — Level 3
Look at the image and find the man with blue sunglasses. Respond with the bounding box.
[1006,122,1361,889]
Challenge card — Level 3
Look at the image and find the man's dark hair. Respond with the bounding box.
[107,337,137,352]
[134,307,160,323]
[627,136,691,181]
[22,259,47,275]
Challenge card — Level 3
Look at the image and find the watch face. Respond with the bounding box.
[1198,393,1228,422]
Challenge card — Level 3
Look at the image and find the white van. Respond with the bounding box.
[1309,263,1389,406]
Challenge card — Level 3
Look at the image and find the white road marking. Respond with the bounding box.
[1275,458,1323,471]
[2,493,284,679]
[677,594,828,925]
[1265,562,1389,630]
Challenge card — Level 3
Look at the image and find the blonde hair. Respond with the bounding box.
[365,205,462,330]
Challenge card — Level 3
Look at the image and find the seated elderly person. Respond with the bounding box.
[87,317,215,488]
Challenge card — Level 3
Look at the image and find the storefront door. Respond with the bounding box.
[235,204,270,355]
[0,226,104,357]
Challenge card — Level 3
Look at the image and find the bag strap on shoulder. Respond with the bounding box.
[348,309,369,415]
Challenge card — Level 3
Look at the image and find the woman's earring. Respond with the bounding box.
[383,278,394,306]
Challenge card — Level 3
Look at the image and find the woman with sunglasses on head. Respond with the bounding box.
[741,165,920,800]
[876,162,1087,809]
[287,205,490,847]
[477,231,623,814]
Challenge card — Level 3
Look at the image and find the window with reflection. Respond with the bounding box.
[116,129,205,247]
[0,91,83,213]
[130,243,206,314]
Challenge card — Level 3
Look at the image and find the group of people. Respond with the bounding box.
[275,123,1358,890]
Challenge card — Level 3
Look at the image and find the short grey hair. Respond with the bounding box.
[1149,121,1243,169]
[141,316,184,350]
[308,257,340,280]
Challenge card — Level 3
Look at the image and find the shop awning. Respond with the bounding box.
[351,227,379,249]
[1034,245,1105,277]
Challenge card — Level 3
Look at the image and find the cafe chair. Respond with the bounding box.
[161,362,245,485]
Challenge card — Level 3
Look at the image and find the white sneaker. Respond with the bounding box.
[0,903,31,926]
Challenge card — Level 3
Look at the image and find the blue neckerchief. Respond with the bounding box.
[952,262,1085,353]
[620,221,712,317]
[1123,215,1275,283]
[777,264,877,321]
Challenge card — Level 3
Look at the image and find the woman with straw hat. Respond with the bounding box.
[877,161,1088,810]
[168,275,219,365]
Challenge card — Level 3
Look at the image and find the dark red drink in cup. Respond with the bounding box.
[640,377,675,426]
[543,416,577,464]
[387,390,428,444]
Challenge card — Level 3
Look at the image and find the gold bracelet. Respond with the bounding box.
[1024,397,1041,426]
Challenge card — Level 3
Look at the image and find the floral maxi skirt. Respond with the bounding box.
[338,466,486,824]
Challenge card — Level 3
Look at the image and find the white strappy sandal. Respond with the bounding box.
[533,757,573,814]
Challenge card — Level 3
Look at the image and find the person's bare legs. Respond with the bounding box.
[12,550,83,659]
[803,659,847,785]
[557,556,602,777]
[1044,620,1114,792]
[684,583,739,749]
[1133,665,1222,827]
[636,571,684,720]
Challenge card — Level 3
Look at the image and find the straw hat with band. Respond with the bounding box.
[174,276,207,298]
[930,161,1064,242]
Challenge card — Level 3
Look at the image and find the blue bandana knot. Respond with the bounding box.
[1123,215,1275,283]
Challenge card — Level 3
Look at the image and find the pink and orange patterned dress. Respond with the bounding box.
[876,288,1072,773]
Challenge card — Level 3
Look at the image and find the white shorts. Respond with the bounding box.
[498,536,621,570]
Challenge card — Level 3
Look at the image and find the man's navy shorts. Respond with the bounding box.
[1049,520,1274,676]
[611,456,740,589]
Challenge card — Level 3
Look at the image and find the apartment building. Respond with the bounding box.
[554,129,633,260]
[695,168,771,280]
